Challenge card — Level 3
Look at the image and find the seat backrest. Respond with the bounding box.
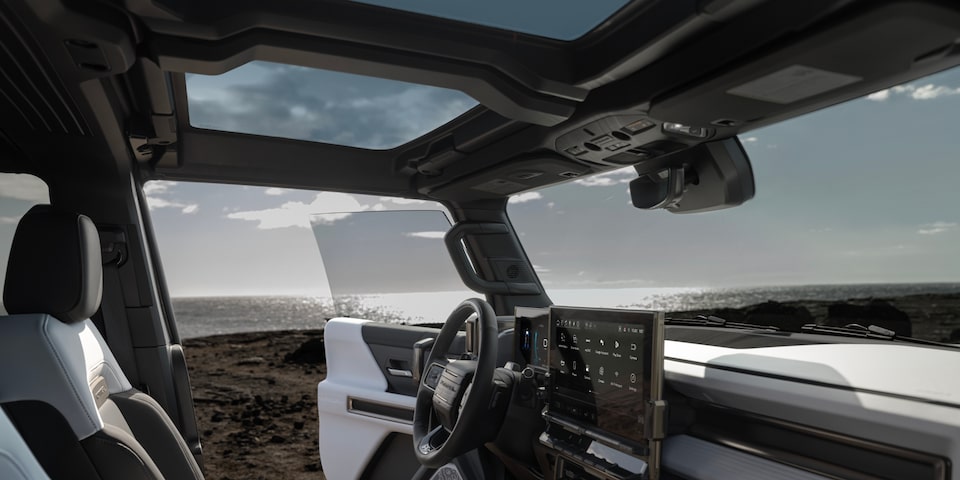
[0,408,50,480]
[0,205,203,480]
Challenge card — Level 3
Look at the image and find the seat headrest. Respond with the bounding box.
[3,205,102,324]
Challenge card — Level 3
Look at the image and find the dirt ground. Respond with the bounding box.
[183,329,328,480]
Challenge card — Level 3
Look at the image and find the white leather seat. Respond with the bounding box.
[0,205,204,480]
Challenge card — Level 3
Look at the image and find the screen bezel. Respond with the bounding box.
[546,306,666,449]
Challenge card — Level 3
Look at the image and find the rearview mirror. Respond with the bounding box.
[629,137,755,213]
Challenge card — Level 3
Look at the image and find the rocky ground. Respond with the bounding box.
[671,292,960,342]
[184,330,328,480]
[181,293,959,479]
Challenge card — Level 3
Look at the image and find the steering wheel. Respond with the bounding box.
[413,298,499,468]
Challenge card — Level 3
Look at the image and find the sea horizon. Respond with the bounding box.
[171,282,960,339]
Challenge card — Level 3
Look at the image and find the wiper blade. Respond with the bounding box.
[665,315,780,332]
[800,323,958,348]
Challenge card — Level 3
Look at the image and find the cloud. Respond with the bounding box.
[265,188,288,196]
[867,83,960,101]
[917,221,958,235]
[741,136,759,143]
[0,216,20,224]
[0,174,48,202]
[187,62,478,149]
[573,167,636,187]
[533,264,550,273]
[227,192,368,229]
[379,197,428,205]
[404,231,446,239]
[143,181,199,214]
[508,192,543,204]
[143,181,177,195]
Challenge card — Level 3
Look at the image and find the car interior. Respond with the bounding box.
[1,0,960,479]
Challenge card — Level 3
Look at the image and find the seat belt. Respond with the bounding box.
[96,228,141,383]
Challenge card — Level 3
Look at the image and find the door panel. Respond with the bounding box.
[361,323,459,397]
[318,318,418,479]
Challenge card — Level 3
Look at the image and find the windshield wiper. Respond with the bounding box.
[665,315,780,332]
[800,323,958,348]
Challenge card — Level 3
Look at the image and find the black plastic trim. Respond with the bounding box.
[690,404,950,480]
[348,397,415,424]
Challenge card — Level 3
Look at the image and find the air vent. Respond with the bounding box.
[558,171,581,178]
[0,4,89,135]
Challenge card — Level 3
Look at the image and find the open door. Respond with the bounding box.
[312,210,473,479]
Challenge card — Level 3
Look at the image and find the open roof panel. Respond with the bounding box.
[186,61,479,149]
[352,0,635,41]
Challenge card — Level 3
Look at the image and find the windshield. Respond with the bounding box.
[508,66,960,343]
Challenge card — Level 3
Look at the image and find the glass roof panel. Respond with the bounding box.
[353,0,633,41]
[186,61,479,150]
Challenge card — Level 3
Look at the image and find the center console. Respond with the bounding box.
[516,306,667,480]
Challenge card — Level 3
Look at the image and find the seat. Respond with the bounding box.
[0,205,204,480]
[0,408,50,480]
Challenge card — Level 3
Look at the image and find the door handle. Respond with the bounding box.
[387,368,413,378]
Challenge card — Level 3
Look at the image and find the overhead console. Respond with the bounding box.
[555,114,710,167]
[516,306,667,480]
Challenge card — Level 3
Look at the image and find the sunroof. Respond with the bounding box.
[353,0,633,41]
[185,61,479,150]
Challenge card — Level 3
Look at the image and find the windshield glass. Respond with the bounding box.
[508,67,960,343]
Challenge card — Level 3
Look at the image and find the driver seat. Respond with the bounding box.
[0,205,204,480]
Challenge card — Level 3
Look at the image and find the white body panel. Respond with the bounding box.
[664,340,960,466]
[317,318,416,480]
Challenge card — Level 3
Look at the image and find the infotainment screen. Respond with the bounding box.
[548,306,665,448]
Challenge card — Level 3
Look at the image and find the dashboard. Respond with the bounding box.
[511,307,957,480]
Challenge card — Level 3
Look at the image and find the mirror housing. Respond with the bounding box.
[630,137,755,213]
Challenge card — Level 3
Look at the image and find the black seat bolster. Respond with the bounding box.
[82,425,164,479]
[110,390,205,480]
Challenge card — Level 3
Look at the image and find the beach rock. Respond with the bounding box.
[284,337,326,365]
[744,301,813,331]
[825,300,911,336]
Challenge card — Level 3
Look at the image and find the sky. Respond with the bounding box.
[2,65,960,301]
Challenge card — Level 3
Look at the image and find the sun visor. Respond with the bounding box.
[649,2,960,130]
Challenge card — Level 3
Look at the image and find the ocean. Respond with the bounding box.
[172,283,960,339]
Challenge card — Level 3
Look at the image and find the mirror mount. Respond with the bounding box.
[629,137,755,214]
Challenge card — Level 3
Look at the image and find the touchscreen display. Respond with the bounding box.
[549,307,663,445]
[515,307,550,368]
